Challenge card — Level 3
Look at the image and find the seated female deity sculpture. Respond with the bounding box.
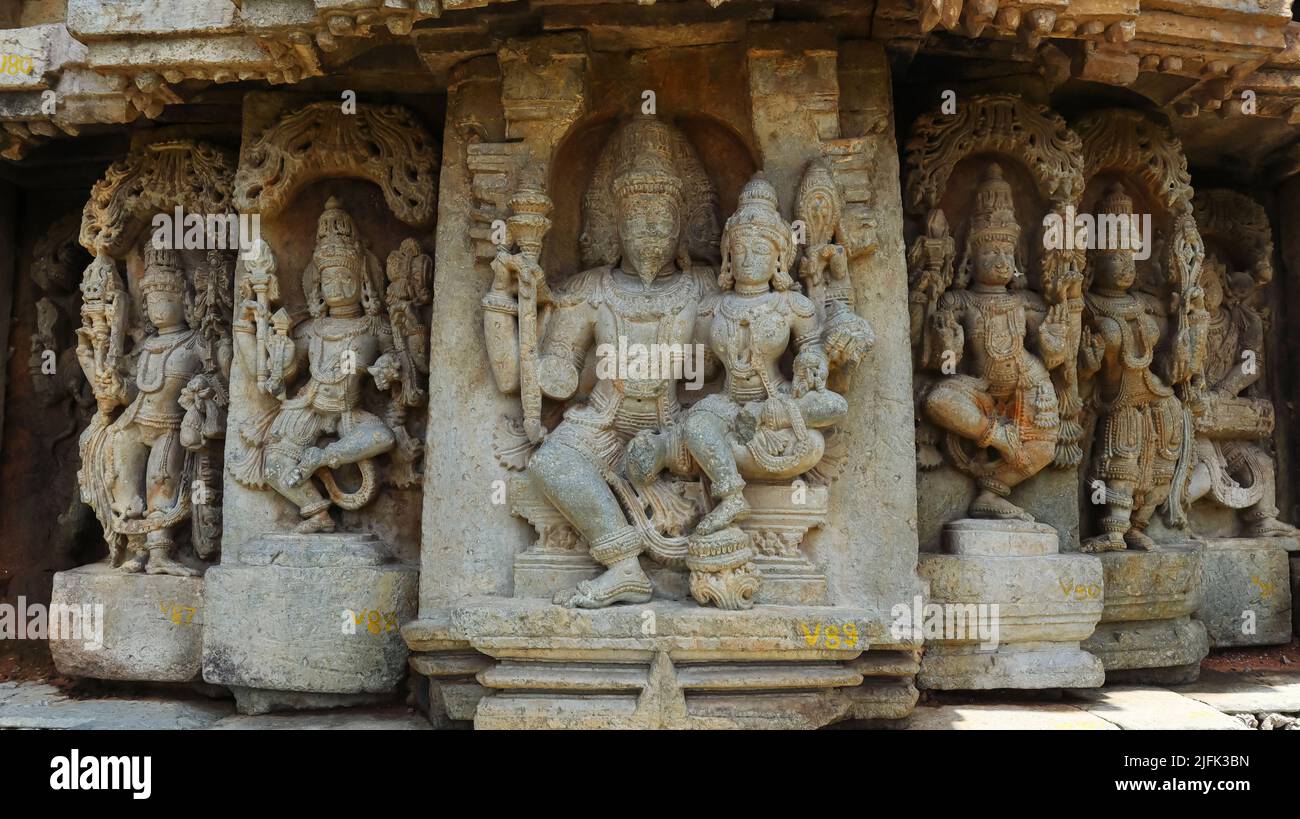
[628,173,849,536]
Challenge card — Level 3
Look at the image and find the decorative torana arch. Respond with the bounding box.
[233,101,439,227]
[80,140,237,256]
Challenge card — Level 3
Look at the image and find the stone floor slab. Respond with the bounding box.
[1170,671,1300,714]
[0,685,232,730]
[210,708,431,730]
[903,703,1119,730]
[1069,686,1246,730]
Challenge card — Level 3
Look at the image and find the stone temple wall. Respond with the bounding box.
[0,0,1297,726]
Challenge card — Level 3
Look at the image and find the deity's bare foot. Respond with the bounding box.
[119,552,149,573]
[296,510,335,534]
[696,493,751,536]
[1247,517,1299,538]
[1080,533,1126,553]
[626,431,664,488]
[1124,528,1157,551]
[145,550,200,577]
[287,446,327,488]
[553,557,652,609]
[969,490,1033,522]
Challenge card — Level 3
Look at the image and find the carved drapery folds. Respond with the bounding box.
[905,94,1085,524]
[233,101,439,227]
[75,140,236,574]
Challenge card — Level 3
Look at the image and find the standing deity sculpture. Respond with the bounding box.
[1181,251,1296,537]
[230,197,430,533]
[76,245,231,575]
[915,163,1072,521]
[1078,184,1201,552]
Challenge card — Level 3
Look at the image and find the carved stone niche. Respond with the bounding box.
[49,139,238,683]
[1069,109,1211,682]
[404,32,924,730]
[905,94,1104,690]
[201,95,439,713]
[1182,188,1295,648]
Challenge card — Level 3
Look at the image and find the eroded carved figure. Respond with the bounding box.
[230,198,430,532]
[76,245,231,575]
[1183,251,1296,537]
[1078,185,1201,551]
[916,164,1072,521]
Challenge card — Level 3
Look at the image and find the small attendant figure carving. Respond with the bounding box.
[231,197,427,532]
[919,164,1072,521]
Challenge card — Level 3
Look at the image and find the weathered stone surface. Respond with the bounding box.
[1199,539,1293,646]
[1069,686,1247,730]
[49,562,204,683]
[918,520,1105,690]
[1171,671,1300,714]
[202,548,417,697]
[211,707,431,730]
[902,702,1119,730]
[1081,546,1209,680]
[0,682,232,730]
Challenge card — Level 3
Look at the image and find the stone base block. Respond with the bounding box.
[1199,538,1292,647]
[1082,546,1209,681]
[202,534,417,697]
[49,562,203,683]
[917,519,1105,690]
[403,598,919,729]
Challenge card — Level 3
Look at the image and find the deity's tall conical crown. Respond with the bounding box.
[611,113,685,203]
[723,173,791,253]
[141,245,185,294]
[968,163,1020,249]
[1099,182,1134,216]
[313,196,363,271]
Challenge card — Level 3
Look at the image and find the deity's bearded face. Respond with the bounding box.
[729,228,777,290]
[145,289,185,330]
[971,241,1017,287]
[319,263,362,309]
[618,192,681,285]
[1093,248,1137,292]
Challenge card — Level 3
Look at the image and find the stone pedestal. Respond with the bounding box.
[917,519,1105,690]
[404,599,918,729]
[1082,546,1209,684]
[49,561,205,682]
[1199,538,1294,647]
[202,533,417,710]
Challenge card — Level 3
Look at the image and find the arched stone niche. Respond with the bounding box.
[905,94,1086,552]
[222,94,440,566]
